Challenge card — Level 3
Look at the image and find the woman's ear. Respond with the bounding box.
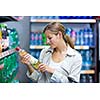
[58,31,63,38]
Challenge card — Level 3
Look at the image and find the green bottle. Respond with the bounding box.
[0,59,4,82]
[42,32,47,45]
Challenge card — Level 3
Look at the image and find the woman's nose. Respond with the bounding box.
[46,38,50,44]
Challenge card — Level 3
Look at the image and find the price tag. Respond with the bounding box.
[80,46,84,49]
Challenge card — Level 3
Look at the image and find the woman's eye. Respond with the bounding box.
[48,37,52,40]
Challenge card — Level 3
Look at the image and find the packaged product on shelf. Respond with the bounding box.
[0,44,2,53]
[42,32,47,45]
[0,23,9,52]
[0,30,2,53]
[15,47,41,69]
[0,59,4,70]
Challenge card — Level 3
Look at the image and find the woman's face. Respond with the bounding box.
[45,30,60,48]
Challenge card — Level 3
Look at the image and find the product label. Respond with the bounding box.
[30,56,38,64]
[29,56,40,69]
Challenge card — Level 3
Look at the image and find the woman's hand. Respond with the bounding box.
[38,63,55,73]
[20,54,35,74]
[20,54,31,66]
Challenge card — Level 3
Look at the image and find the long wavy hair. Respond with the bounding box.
[43,22,74,49]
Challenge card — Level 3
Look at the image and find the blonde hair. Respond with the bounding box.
[43,22,74,49]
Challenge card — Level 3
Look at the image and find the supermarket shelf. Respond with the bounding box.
[74,45,89,49]
[0,49,15,59]
[29,17,98,82]
[81,70,95,74]
[30,45,50,49]
[11,16,24,21]
[30,45,89,50]
[0,16,18,22]
[30,19,96,23]
[0,16,24,22]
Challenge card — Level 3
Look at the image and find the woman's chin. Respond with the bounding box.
[50,45,56,49]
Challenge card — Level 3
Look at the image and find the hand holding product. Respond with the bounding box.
[15,47,41,70]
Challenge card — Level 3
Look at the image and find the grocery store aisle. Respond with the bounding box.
[5,17,32,82]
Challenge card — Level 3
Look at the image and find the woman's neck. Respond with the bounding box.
[55,40,67,54]
[52,41,67,62]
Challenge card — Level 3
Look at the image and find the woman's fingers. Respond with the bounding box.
[23,54,30,60]
[38,63,47,72]
[20,54,30,65]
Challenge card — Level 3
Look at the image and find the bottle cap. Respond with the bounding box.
[15,47,21,51]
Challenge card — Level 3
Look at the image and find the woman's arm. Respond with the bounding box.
[38,63,55,73]
[20,54,40,81]
[50,54,82,83]
[20,54,35,74]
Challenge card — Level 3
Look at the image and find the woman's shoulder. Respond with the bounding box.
[39,46,52,58]
[73,49,82,60]
[67,44,82,59]
[39,46,52,62]
[41,46,51,53]
[41,46,54,54]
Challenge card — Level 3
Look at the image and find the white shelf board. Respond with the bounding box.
[30,19,96,23]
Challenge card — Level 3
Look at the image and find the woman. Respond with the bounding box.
[21,22,82,83]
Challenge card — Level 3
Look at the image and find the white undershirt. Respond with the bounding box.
[49,55,64,70]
